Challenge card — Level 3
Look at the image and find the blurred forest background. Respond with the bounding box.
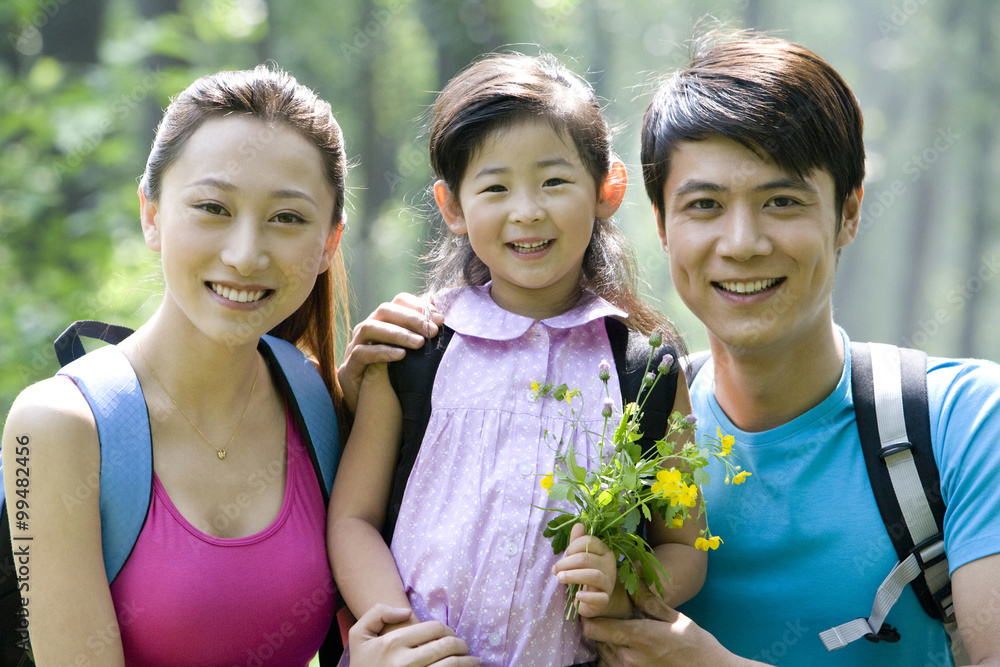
[2,0,999,417]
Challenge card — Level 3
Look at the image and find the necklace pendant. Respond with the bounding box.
[217,450,227,460]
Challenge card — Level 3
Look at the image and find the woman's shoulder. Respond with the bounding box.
[3,376,100,466]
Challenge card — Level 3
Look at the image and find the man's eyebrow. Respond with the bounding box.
[754,176,818,193]
[671,180,727,197]
[186,178,318,206]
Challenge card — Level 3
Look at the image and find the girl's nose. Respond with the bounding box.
[220,219,270,275]
[510,190,545,225]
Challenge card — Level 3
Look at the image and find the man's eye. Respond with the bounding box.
[690,199,719,210]
[768,196,798,208]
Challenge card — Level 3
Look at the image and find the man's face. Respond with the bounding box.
[657,136,860,354]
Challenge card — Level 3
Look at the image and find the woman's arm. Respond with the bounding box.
[2,377,126,666]
[327,363,413,627]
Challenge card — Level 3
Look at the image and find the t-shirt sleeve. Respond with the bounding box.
[929,357,1000,574]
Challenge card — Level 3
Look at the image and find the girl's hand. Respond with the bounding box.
[348,604,481,667]
[552,523,625,618]
[338,293,443,413]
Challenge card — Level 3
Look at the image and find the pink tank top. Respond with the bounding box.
[110,410,335,667]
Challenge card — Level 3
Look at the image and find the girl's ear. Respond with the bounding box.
[138,186,161,252]
[434,180,467,234]
[596,159,627,218]
[318,221,344,274]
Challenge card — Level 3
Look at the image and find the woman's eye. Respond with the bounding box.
[274,212,305,224]
[196,202,227,215]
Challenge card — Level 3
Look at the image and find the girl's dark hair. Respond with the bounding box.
[642,32,865,231]
[140,65,349,412]
[426,52,682,345]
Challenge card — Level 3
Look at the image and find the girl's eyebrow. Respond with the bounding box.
[472,156,575,179]
[185,177,318,206]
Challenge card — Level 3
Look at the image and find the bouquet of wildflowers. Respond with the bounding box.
[532,333,749,618]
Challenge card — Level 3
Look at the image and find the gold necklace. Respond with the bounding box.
[135,340,260,460]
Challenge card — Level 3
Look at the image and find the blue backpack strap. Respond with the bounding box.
[57,344,153,584]
[258,335,339,499]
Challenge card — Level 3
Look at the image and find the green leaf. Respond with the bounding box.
[693,467,711,487]
[552,383,568,401]
[565,444,588,483]
[547,482,572,502]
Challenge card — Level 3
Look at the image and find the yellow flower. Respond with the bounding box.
[678,483,699,508]
[651,468,684,497]
[717,428,734,456]
[732,470,751,485]
[530,380,540,394]
[540,473,554,492]
[671,516,685,528]
[695,535,723,551]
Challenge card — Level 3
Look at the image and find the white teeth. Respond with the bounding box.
[511,240,550,251]
[210,283,267,303]
[718,278,780,295]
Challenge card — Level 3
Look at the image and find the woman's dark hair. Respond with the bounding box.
[140,65,349,411]
[426,52,681,344]
[642,31,865,231]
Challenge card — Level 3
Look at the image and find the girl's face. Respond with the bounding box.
[438,120,620,320]
[140,115,340,348]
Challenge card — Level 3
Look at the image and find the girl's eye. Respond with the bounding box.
[543,178,567,187]
[196,202,227,215]
[483,184,507,193]
[274,212,305,224]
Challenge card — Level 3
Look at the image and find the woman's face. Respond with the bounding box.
[141,115,339,348]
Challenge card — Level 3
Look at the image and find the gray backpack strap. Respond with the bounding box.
[821,343,955,652]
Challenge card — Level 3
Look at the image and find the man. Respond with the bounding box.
[340,33,1000,666]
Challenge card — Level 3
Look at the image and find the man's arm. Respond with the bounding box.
[952,553,1000,665]
[581,586,770,667]
[337,293,440,413]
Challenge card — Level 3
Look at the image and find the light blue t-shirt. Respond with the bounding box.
[678,328,1000,666]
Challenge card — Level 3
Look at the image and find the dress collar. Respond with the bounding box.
[435,284,627,341]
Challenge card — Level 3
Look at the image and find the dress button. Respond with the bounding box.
[504,542,518,557]
[488,631,502,646]
[519,463,532,476]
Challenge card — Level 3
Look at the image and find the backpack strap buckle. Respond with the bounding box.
[864,622,901,644]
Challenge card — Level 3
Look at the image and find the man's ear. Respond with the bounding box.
[596,159,627,218]
[138,186,161,252]
[434,180,466,234]
[836,185,863,250]
[318,221,344,274]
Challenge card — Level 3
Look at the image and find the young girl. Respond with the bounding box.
[1,65,468,667]
[328,53,705,666]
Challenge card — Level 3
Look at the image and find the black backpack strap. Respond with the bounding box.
[821,342,951,650]
[54,320,135,366]
[682,350,712,387]
[606,318,680,453]
[382,326,455,544]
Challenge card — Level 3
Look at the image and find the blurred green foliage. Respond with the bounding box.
[2,0,999,419]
